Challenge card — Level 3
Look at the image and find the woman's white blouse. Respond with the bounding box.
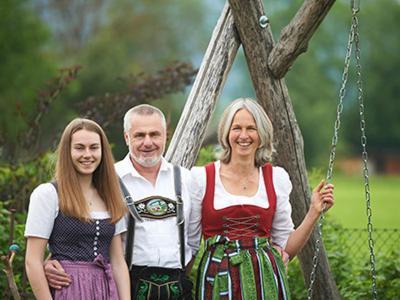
[24,183,127,239]
[190,161,294,248]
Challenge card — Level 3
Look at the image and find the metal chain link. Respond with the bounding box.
[353,14,378,300]
[308,3,378,298]
[307,7,356,300]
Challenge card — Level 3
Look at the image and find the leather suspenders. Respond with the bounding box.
[119,177,135,269]
[173,165,186,272]
[120,165,186,270]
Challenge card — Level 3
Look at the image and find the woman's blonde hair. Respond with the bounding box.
[218,98,275,167]
[55,118,126,223]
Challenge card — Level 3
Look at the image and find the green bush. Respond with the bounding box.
[0,202,30,298]
[0,153,55,212]
[195,145,217,166]
[288,219,400,299]
[0,153,54,298]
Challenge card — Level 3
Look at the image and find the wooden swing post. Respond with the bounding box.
[166,3,239,166]
[167,0,340,298]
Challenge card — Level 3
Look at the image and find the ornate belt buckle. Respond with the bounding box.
[135,196,177,219]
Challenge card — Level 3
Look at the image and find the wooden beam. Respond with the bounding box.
[166,3,240,168]
[228,0,341,298]
[268,0,336,79]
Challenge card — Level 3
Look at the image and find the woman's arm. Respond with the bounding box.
[187,166,206,257]
[25,237,53,300]
[110,234,130,300]
[285,180,334,259]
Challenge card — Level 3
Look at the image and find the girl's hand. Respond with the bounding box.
[310,180,334,216]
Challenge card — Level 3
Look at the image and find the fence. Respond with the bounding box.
[327,228,399,260]
[343,228,398,258]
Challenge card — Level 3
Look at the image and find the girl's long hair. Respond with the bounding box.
[55,118,126,223]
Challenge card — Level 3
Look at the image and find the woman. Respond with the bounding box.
[191,98,334,299]
[25,118,130,300]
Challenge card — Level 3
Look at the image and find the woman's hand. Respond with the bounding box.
[285,181,335,258]
[310,180,334,217]
[273,244,290,270]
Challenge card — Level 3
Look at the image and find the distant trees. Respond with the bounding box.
[342,0,400,171]
[267,0,400,168]
[0,0,398,167]
[0,0,55,161]
[0,0,204,163]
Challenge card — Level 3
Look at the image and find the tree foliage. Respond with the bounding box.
[0,0,55,158]
[260,0,400,168]
[342,0,400,159]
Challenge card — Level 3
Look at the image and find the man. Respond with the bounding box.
[45,104,202,299]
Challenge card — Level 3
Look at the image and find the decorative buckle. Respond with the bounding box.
[134,196,178,219]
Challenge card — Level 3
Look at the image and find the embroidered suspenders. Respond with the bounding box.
[120,165,186,270]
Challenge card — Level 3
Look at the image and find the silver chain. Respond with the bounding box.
[307,6,359,299]
[353,13,378,300]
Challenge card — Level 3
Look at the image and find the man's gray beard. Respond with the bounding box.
[131,152,162,168]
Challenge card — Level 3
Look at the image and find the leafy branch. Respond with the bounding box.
[79,61,197,129]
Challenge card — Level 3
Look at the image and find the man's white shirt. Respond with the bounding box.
[115,154,201,269]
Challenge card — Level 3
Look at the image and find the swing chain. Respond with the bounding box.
[308,6,378,298]
[353,14,378,300]
[307,8,356,300]
[326,17,355,185]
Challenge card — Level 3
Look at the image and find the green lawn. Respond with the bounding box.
[311,174,400,229]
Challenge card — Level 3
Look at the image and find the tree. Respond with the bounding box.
[0,0,56,162]
[342,0,400,171]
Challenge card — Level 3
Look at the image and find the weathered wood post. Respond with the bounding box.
[166,3,239,167]
[167,0,341,298]
[228,0,340,298]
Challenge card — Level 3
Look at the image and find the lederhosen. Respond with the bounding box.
[120,166,192,300]
[196,163,290,300]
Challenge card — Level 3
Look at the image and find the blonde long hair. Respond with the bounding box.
[55,118,126,223]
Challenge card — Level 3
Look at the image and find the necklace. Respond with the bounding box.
[240,176,251,190]
[221,164,257,192]
[84,188,95,206]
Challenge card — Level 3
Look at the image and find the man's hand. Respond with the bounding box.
[44,260,71,289]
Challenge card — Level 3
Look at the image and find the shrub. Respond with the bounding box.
[0,153,54,298]
[288,218,400,299]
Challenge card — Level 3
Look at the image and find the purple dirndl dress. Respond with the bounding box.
[49,212,119,300]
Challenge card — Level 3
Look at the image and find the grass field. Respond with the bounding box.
[310,174,400,229]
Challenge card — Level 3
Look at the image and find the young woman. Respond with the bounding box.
[191,98,334,299]
[25,118,130,300]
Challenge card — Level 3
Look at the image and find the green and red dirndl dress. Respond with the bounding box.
[196,163,290,300]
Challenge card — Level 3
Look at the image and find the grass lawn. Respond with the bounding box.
[310,174,400,229]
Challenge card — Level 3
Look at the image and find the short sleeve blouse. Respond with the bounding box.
[24,183,127,238]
